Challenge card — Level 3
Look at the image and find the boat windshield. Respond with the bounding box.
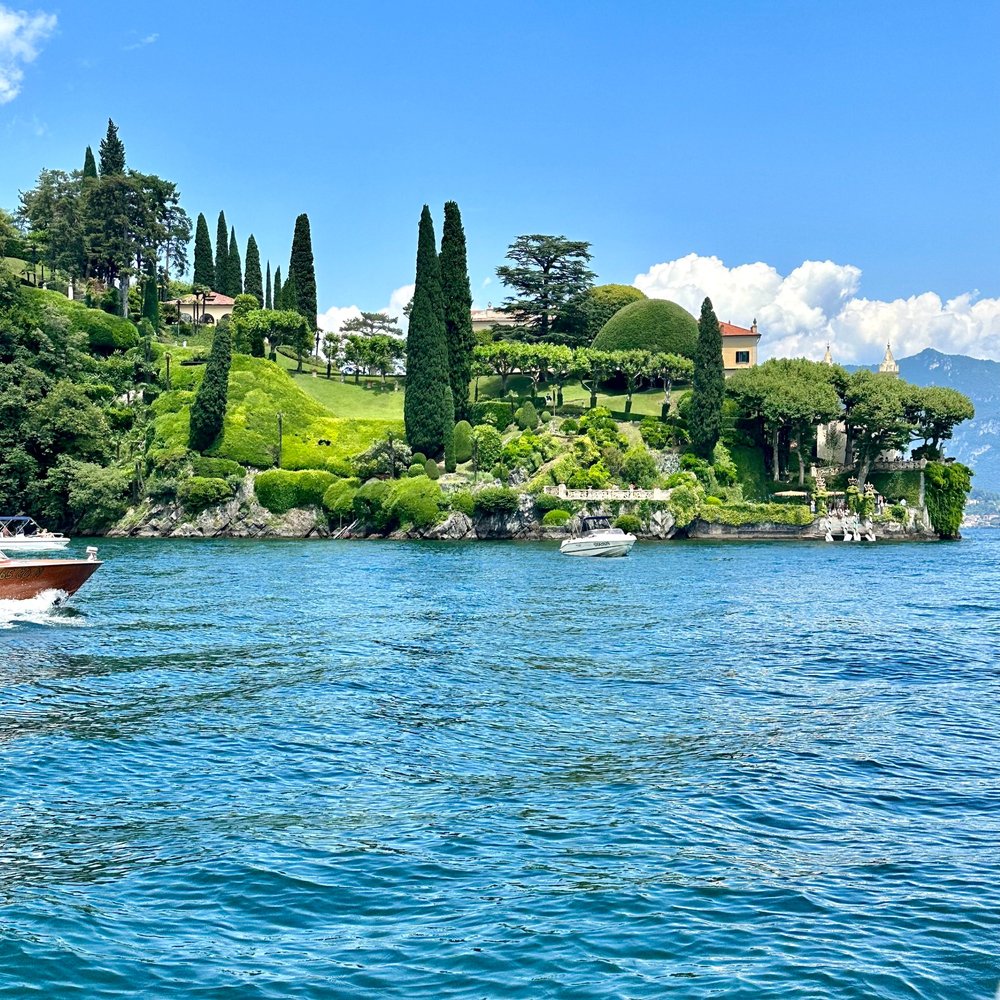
[0,516,40,537]
[581,516,612,533]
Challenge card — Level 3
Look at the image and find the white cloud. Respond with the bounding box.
[633,253,1000,363]
[0,5,56,104]
[317,283,414,336]
[124,32,158,51]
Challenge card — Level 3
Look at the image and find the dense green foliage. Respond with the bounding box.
[351,476,444,531]
[215,211,228,293]
[23,287,138,352]
[440,201,475,422]
[226,227,242,297]
[592,299,698,358]
[542,509,572,526]
[579,284,647,344]
[83,145,98,179]
[515,400,539,430]
[254,469,337,514]
[471,424,503,468]
[265,262,272,310]
[689,297,724,458]
[193,212,214,289]
[179,476,232,512]
[322,477,360,520]
[473,486,520,516]
[190,456,243,479]
[453,420,473,462]
[404,206,454,456]
[697,502,813,526]
[244,234,263,307]
[188,326,232,452]
[288,213,317,328]
[141,274,159,328]
[614,513,641,534]
[470,400,514,431]
[272,266,282,310]
[924,461,972,538]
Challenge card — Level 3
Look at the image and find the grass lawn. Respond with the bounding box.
[276,353,406,419]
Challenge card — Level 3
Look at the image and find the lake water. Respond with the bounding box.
[1,533,999,998]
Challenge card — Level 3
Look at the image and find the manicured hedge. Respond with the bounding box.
[453,420,473,463]
[542,509,571,526]
[322,477,360,519]
[614,514,641,534]
[254,469,337,514]
[23,287,139,352]
[178,476,232,513]
[591,298,698,358]
[473,486,520,516]
[697,502,813,526]
[191,456,244,479]
[470,400,514,431]
[449,490,474,516]
[351,477,444,531]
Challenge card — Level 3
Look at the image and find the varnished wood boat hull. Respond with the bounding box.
[0,558,101,600]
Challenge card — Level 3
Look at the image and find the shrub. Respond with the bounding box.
[191,456,244,479]
[551,454,581,485]
[614,514,641,534]
[535,492,570,513]
[322,477,360,519]
[179,476,232,513]
[425,459,440,479]
[471,424,503,469]
[542,509,571,526]
[925,461,972,539]
[639,416,671,450]
[712,441,738,486]
[411,452,427,466]
[353,479,393,531]
[254,468,336,513]
[388,477,443,529]
[540,410,552,422]
[704,495,723,506]
[591,298,698,358]
[470,400,514,432]
[621,445,658,489]
[587,462,610,488]
[697,502,813,527]
[453,420,473,463]
[560,418,579,434]
[449,490,475,516]
[666,482,704,528]
[888,503,907,522]
[515,400,539,430]
[408,463,426,477]
[473,486,520,516]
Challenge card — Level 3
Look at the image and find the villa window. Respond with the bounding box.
[735,350,750,364]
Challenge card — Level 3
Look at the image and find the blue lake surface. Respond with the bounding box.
[1,533,999,998]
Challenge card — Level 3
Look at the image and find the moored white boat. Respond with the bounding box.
[560,515,636,557]
[0,516,71,552]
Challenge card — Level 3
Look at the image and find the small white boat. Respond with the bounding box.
[560,515,636,557]
[0,516,71,553]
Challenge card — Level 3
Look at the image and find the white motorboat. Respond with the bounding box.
[0,516,71,553]
[560,515,636,557]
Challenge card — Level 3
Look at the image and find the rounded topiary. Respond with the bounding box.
[542,509,572,527]
[453,420,473,463]
[614,513,641,534]
[408,463,426,477]
[540,410,552,422]
[411,452,427,466]
[425,459,440,479]
[515,400,539,430]
[591,298,698,359]
[449,490,474,516]
[560,418,579,434]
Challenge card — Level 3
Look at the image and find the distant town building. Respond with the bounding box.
[720,319,760,375]
[470,305,520,334]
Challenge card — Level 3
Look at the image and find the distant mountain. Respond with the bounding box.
[897,349,1000,493]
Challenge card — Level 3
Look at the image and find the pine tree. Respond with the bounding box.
[439,200,475,423]
[214,211,228,293]
[244,234,263,307]
[265,262,272,309]
[141,273,160,328]
[82,146,97,179]
[193,213,214,289]
[690,296,725,458]
[98,119,125,176]
[273,266,283,310]
[227,227,242,297]
[188,325,232,451]
[288,213,317,328]
[404,205,454,457]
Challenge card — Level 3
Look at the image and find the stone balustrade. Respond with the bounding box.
[542,484,672,501]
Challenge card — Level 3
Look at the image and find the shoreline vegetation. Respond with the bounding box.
[1,121,976,545]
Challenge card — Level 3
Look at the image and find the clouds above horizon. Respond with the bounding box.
[0,5,55,104]
[634,254,1000,364]
[317,283,414,335]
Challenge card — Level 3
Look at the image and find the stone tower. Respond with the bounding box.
[878,342,899,376]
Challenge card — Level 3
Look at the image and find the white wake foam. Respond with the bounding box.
[0,589,82,629]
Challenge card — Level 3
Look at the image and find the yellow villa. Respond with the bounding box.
[720,319,760,375]
[167,291,236,325]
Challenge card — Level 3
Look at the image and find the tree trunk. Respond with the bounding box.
[500,372,508,394]
[797,433,806,485]
[772,430,780,481]
[856,453,873,490]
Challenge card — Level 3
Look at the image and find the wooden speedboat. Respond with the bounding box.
[0,546,101,601]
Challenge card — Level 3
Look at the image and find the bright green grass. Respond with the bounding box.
[729,443,773,501]
[151,354,400,471]
[276,353,406,420]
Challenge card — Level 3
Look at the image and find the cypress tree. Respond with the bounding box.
[227,227,242,297]
[439,200,475,423]
[689,296,725,458]
[265,262,272,309]
[273,266,282,310]
[404,205,454,457]
[98,119,125,175]
[245,235,263,307]
[288,213,317,328]
[82,145,98,179]
[215,211,228,293]
[188,325,232,452]
[141,273,160,328]
[193,213,214,289]
[282,269,298,314]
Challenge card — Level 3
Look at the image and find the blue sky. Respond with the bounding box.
[1,1,998,360]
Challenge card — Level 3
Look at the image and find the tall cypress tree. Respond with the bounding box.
[82,145,98,179]
[273,266,282,310]
[244,235,263,306]
[690,296,725,458]
[439,200,475,423]
[282,269,298,314]
[214,211,228,293]
[227,227,242,297]
[193,213,215,289]
[141,273,160,328]
[288,213,317,328]
[404,205,454,457]
[98,119,125,175]
[188,325,232,452]
[265,262,272,309]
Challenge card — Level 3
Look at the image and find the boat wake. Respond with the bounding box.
[0,590,83,629]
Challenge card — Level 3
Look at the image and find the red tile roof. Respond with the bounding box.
[720,321,758,338]
[172,291,235,306]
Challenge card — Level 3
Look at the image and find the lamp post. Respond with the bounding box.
[314,328,321,362]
